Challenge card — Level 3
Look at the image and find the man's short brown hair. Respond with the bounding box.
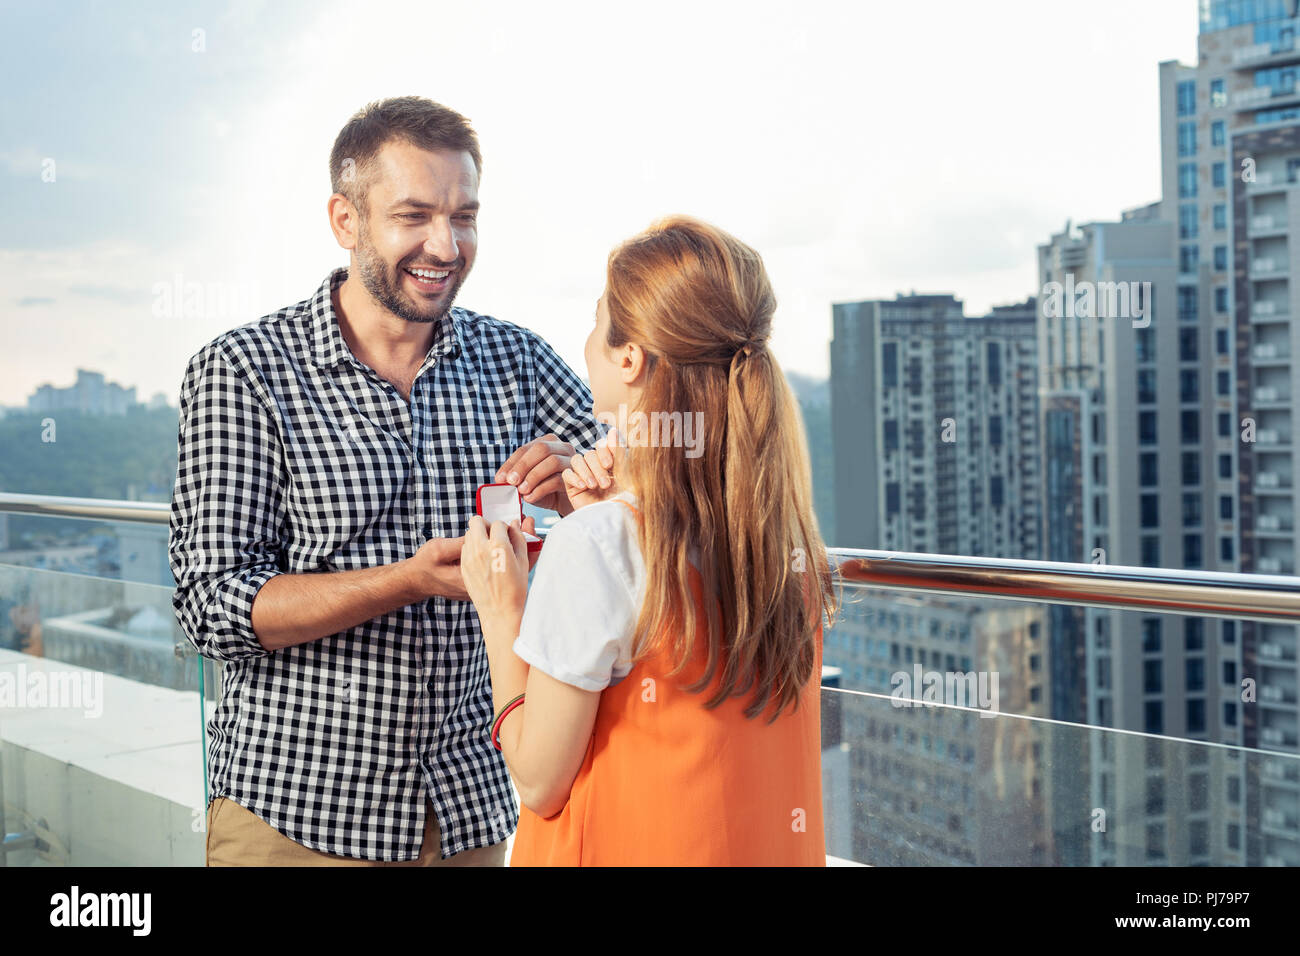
[329,96,482,216]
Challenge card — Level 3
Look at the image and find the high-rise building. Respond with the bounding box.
[1038,213,1246,864]
[1035,0,1298,864]
[1163,0,1299,866]
[827,293,1050,863]
[831,293,1041,560]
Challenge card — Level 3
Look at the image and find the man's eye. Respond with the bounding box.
[399,213,423,221]
[456,215,477,223]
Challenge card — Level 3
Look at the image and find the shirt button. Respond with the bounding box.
[426,679,436,694]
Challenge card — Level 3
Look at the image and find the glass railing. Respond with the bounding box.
[2,492,1298,866]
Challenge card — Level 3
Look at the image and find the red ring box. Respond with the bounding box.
[475,482,544,553]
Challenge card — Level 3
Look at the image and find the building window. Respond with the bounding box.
[1214,245,1228,271]
[1179,162,1199,198]
[1179,203,1198,238]
[1210,78,1226,108]
[1180,369,1200,402]
[1178,286,1198,322]
[1216,328,1230,354]
[1212,162,1226,188]
[1177,79,1196,116]
[884,418,899,454]
[1146,776,1165,815]
[1218,411,1231,437]
[990,475,1004,509]
[1181,410,1200,443]
[1142,536,1161,567]
[1183,451,1201,485]
[1137,326,1156,361]
[1183,492,1202,526]
[1142,618,1162,652]
[1185,533,1203,568]
[1220,494,1234,519]
[1186,618,1204,650]
[1138,368,1157,404]
[1187,698,1206,733]
[885,481,900,515]
[1180,327,1199,361]
[1217,370,1231,395]
[1213,203,1226,230]
[1141,494,1160,528]
[1224,702,1237,728]
[1180,244,1200,273]
[1220,536,1235,561]
[1223,620,1236,643]
[1179,121,1197,156]
[1219,453,1233,479]
[1145,701,1164,735]
[1215,286,1229,312]
[1140,452,1159,486]
[1212,119,1226,145]
[1144,659,1163,693]
[1139,411,1158,444]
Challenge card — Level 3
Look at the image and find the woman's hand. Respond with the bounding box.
[460,515,536,632]
[563,427,626,510]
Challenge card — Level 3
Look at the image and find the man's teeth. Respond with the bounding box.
[407,267,450,279]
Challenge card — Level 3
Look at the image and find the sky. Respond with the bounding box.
[0,0,1200,408]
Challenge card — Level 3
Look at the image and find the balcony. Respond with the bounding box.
[2,492,1300,867]
[1254,385,1293,405]
[1250,213,1290,236]
[1254,341,1293,362]
[1257,513,1296,532]
[1235,86,1279,110]
[1252,301,1291,323]
[1257,471,1294,491]
[1250,256,1290,280]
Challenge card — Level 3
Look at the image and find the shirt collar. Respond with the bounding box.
[309,266,465,369]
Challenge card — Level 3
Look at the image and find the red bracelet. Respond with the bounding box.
[491,694,525,751]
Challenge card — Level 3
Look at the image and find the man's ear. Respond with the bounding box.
[328,193,360,250]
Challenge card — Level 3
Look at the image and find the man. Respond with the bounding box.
[169,96,605,865]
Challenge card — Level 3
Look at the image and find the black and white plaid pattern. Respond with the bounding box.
[169,267,605,860]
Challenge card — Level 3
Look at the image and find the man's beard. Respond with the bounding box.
[353,222,465,324]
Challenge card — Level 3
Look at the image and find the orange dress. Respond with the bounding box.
[509,500,825,866]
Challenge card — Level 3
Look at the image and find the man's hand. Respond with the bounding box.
[563,427,626,511]
[495,434,577,515]
[407,535,470,601]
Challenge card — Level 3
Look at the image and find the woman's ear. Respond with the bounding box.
[621,342,648,386]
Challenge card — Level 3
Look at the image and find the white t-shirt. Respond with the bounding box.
[511,490,649,692]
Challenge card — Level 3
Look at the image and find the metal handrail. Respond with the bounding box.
[2,491,1298,623]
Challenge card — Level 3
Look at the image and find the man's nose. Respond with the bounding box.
[423,218,459,263]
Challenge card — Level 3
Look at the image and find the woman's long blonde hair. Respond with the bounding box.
[605,215,839,721]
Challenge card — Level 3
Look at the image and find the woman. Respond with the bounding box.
[460,214,839,865]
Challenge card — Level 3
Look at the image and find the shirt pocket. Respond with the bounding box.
[436,441,513,538]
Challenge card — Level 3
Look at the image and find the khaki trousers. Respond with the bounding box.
[205,795,506,867]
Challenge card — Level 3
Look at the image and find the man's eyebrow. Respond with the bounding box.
[388,197,480,211]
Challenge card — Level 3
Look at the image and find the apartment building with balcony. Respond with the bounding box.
[1155,0,1300,865]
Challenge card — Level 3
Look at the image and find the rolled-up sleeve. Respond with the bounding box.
[529,332,608,452]
[169,340,286,661]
